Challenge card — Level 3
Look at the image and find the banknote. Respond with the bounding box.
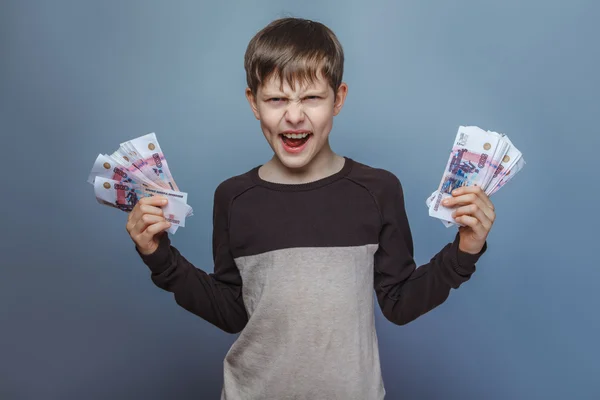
[108,150,157,187]
[87,153,153,188]
[112,142,192,216]
[89,133,192,234]
[94,177,190,232]
[126,133,179,191]
[427,126,525,227]
[143,185,193,217]
[426,192,456,228]
[487,135,524,195]
[489,157,525,196]
[89,165,192,215]
[118,142,171,190]
[482,131,510,190]
[429,126,505,224]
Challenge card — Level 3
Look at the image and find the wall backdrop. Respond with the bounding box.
[2,0,598,399]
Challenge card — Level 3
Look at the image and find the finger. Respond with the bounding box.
[138,220,172,244]
[128,201,144,226]
[139,203,165,217]
[473,186,494,211]
[126,207,141,233]
[127,197,167,232]
[452,204,492,231]
[133,214,165,236]
[454,185,494,211]
[451,196,495,224]
[140,195,169,207]
[454,215,487,238]
[444,192,495,221]
[444,192,479,207]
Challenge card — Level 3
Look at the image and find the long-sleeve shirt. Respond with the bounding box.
[137,156,487,400]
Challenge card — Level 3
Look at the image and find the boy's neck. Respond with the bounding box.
[259,145,345,185]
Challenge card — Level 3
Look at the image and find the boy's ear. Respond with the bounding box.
[246,88,260,120]
[333,82,348,116]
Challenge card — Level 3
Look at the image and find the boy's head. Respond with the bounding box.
[244,18,348,171]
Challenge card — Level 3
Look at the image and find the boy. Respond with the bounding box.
[126,17,495,400]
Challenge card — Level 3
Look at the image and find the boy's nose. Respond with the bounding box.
[284,103,305,124]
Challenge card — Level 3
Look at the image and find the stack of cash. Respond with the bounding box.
[87,133,192,234]
[426,126,525,227]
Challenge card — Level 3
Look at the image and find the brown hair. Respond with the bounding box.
[244,18,344,98]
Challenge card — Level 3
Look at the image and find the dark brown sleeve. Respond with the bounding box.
[373,174,487,325]
[137,182,248,334]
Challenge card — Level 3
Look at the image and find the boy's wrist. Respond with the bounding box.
[449,232,487,275]
[136,234,172,272]
[456,236,487,268]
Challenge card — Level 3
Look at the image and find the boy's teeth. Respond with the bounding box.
[283,133,309,139]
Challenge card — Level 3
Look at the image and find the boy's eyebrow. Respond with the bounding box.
[260,92,283,97]
[261,89,328,98]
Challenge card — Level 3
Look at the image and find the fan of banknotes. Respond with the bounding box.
[87,133,192,234]
[426,125,525,227]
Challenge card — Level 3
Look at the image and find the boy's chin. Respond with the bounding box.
[275,152,314,170]
[274,146,322,171]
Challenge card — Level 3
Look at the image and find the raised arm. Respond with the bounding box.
[373,176,488,325]
[130,186,248,334]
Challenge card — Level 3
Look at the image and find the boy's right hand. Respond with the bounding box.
[126,196,172,256]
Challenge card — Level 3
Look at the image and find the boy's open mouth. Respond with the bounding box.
[280,132,312,148]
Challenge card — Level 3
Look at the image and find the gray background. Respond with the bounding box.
[1,0,598,399]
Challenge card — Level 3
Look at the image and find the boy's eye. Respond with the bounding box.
[267,96,320,103]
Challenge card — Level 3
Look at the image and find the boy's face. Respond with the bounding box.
[246,71,348,170]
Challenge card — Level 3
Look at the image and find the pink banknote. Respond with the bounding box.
[429,126,504,223]
[93,177,190,233]
[126,133,179,191]
[427,126,525,227]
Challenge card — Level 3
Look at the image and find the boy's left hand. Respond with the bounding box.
[442,185,496,255]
